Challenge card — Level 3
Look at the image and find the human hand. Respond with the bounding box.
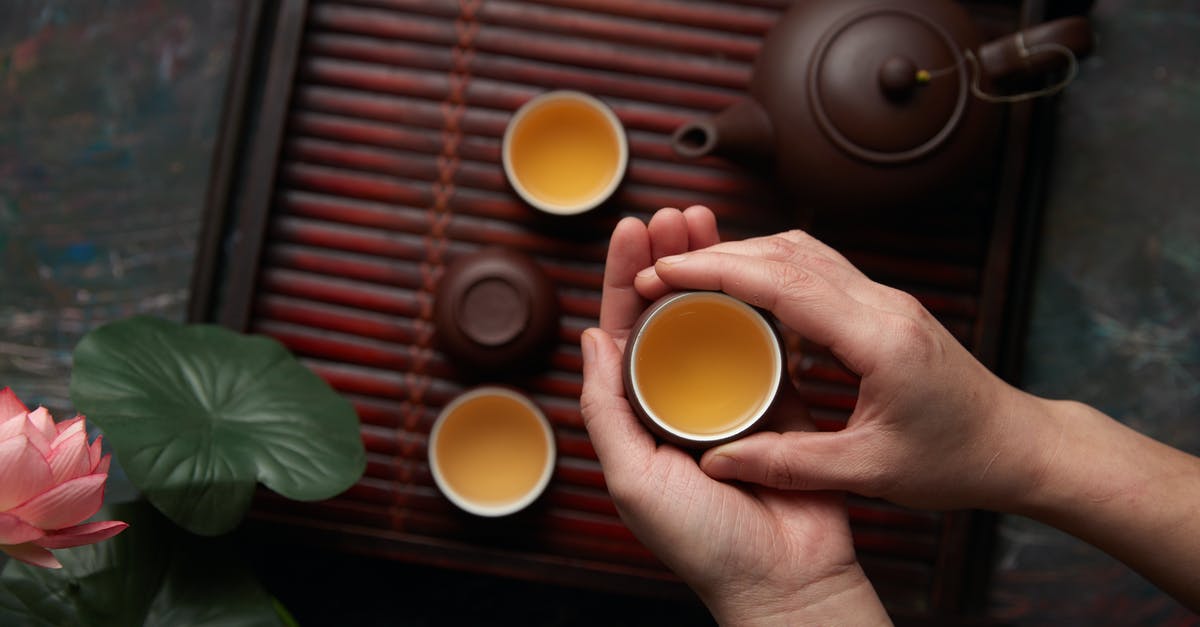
[634,224,1061,513]
[581,207,888,624]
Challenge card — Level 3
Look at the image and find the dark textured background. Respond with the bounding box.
[1,0,1197,624]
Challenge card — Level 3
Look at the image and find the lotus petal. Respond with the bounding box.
[0,541,62,568]
[35,520,128,549]
[50,417,84,445]
[8,474,106,530]
[14,414,51,458]
[48,427,92,484]
[0,512,44,545]
[0,435,54,511]
[27,407,57,443]
[88,432,103,470]
[53,414,84,436]
[0,387,28,422]
[94,453,111,476]
[0,412,27,443]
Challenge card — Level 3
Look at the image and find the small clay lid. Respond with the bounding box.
[434,247,559,375]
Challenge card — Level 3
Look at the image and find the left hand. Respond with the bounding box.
[580,207,888,625]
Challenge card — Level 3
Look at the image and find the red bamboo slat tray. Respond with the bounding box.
[193,0,1061,620]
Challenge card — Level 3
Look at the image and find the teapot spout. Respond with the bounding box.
[672,98,774,162]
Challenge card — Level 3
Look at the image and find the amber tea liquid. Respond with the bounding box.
[633,294,778,436]
[433,392,551,508]
[506,96,621,208]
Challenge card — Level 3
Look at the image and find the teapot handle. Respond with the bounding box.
[976,16,1093,81]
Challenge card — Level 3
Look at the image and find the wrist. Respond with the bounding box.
[999,399,1200,611]
[967,385,1071,514]
[1004,396,1079,517]
[1006,398,1160,523]
[702,564,890,626]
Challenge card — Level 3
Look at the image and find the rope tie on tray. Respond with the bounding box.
[396,0,483,518]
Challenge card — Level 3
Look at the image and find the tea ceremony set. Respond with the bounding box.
[6,0,1198,624]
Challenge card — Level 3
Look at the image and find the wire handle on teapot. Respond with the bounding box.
[920,16,1090,104]
[964,34,1080,103]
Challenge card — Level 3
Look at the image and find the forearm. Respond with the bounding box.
[702,565,892,626]
[1012,398,1200,611]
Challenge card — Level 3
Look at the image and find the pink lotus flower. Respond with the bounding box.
[0,387,127,568]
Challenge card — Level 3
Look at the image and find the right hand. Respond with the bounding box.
[634,229,1062,513]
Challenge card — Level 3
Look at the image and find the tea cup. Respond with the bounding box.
[622,291,791,448]
[429,386,556,516]
[502,90,628,216]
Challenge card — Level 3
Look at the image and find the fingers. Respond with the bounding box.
[580,328,656,485]
[682,205,720,249]
[651,250,879,374]
[699,429,878,494]
[636,232,891,313]
[602,207,724,334]
[647,208,690,261]
[636,206,723,302]
[600,217,653,336]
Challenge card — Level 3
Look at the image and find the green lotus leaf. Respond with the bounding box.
[70,317,365,536]
[0,501,290,627]
[0,502,171,627]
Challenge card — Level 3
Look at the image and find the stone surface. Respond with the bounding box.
[991,0,1200,623]
[0,0,239,414]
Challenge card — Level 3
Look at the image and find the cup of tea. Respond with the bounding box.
[502,90,628,216]
[623,291,789,448]
[428,386,556,517]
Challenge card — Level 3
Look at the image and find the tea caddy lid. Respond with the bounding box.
[434,247,559,375]
[808,7,968,164]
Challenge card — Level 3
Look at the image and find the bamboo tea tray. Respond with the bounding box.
[195,0,1056,618]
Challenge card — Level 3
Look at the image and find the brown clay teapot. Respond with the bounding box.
[672,1,1093,211]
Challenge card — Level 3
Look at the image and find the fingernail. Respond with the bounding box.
[635,266,656,279]
[703,452,739,479]
[580,329,596,364]
[658,254,687,266]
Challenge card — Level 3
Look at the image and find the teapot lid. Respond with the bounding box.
[809,7,968,164]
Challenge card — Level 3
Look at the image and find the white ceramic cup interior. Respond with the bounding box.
[501,90,628,216]
[629,292,783,444]
[428,386,556,517]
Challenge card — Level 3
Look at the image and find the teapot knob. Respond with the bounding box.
[878,56,923,99]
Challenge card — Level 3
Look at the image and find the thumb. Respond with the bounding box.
[699,429,878,493]
[579,328,656,476]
